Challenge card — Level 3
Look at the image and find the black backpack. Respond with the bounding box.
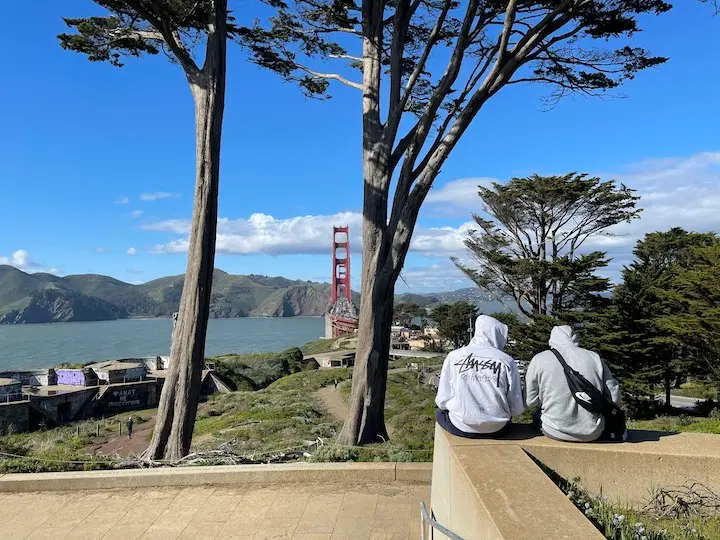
[550,348,627,441]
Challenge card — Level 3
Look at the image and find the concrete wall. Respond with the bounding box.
[0,370,56,386]
[0,401,30,434]
[98,381,157,414]
[29,388,98,424]
[56,369,97,386]
[430,426,604,540]
[0,382,22,399]
[95,365,147,384]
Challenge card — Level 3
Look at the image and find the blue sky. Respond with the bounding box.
[1,2,719,293]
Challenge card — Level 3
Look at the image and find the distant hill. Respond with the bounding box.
[0,265,511,324]
[0,266,337,324]
[395,288,513,313]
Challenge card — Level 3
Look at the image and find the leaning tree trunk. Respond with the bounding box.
[145,19,227,461]
[337,221,395,445]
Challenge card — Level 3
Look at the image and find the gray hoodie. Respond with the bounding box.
[525,326,621,442]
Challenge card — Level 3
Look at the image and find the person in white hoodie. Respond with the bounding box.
[435,315,525,438]
[526,326,622,442]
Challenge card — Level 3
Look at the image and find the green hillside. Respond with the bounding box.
[0,266,338,324]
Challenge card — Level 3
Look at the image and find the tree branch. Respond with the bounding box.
[297,64,363,89]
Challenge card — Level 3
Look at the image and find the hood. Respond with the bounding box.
[470,315,508,350]
[549,325,580,349]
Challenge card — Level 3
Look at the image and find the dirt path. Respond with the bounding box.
[315,384,394,437]
[87,414,157,457]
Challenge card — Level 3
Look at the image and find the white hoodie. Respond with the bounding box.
[435,315,525,434]
[526,326,621,442]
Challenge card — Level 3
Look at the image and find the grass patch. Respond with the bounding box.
[0,408,155,473]
[382,371,436,461]
[300,338,337,355]
[630,416,720,435]
[268,368,351,392]
[192,370,346,456]
[672,382,718,401]
[211,348,308,391]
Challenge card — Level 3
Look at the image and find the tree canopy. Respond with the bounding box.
[609,228,720,403]
[393,302,425,327]
[59,0,237,81]
[431,301,478,348]
[455,173,640,319]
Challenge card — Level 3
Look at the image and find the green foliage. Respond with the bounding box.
[0,412,156,473]
[431,301,478,349]
[610,229,720,397]
[192,386,340,455]
[239,0,670,105]
[393,302,425,327]
[58,1,238,68]
[268,368,350,391]
[455,173,639,320]
[300,338,339,355]
[630,416,720,435]
[212,351,291,390]
[558,477,717,540]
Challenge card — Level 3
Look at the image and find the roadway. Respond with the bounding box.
[655,394,706,410]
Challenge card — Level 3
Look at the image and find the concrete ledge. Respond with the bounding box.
[395,462,432,483]
[431,425,602,540]
[0,462,425,492]
[435,425,720,506]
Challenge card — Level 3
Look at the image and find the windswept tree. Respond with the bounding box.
[59,0,233,459]
[455,174,640,320]
[612,229,720,406]
[240,0,670,444]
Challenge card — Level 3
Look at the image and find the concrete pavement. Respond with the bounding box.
[0,482,428,540]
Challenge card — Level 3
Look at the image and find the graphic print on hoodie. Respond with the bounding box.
[435,315,525,434]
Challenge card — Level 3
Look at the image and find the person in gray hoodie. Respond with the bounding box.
[435,315,525,438]
[526,326,622,442]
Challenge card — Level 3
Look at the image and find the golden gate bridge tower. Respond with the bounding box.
[325,226,358,339]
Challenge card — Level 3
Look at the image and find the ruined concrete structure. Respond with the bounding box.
[0,369,56,387]
[87,361,146,384]
[325,226,359,339]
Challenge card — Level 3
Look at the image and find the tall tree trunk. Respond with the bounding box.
[145,12,227,461]
[664,373,672,412]
[337,227,394,445]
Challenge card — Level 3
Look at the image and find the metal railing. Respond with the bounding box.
[420,502,464,540]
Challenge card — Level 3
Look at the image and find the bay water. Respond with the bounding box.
[0,317,326,370]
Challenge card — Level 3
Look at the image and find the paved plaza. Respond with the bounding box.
[0,482,428,540]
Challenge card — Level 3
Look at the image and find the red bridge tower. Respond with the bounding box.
[326,225,358,339]
[331,226,351,305]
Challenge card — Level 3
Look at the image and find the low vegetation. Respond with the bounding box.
[0,409,154,473]
[192,369,351,456]
[211,347,314,391]
[559,476,720,540]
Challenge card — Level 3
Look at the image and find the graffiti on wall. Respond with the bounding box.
[107,388,143,409]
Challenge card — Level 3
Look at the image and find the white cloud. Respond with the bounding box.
[0,250,59,274]
[145,211,470,257]
[114,196,130,205]
[139,151,720,290]
[140,192,181,201]
[95,247,108,254]
[428,151,720,282]
[127,268,144,275]
[130,210,144,219]
[425,177,495,215]
[126,247,138,256]
[397,262,473,292]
